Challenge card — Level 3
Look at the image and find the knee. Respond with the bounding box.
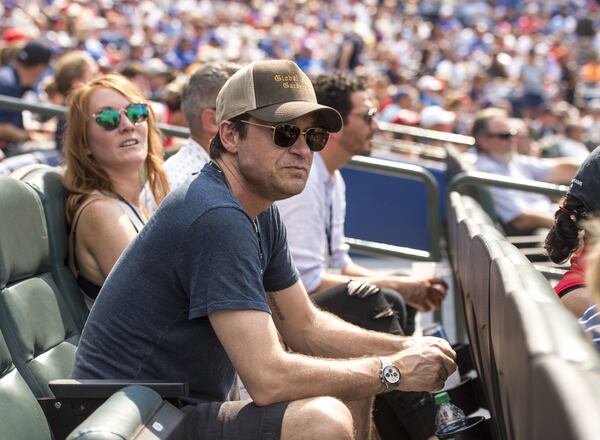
[292,396,354,440]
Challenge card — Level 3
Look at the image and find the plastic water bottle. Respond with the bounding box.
[434,392,466,435]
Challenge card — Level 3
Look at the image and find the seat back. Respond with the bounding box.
[445,145,499,221]
[499,260,598,440]
[0,176,81,397]
[0,327,53,440]
[20,166,88,328]
[531,357,600,440]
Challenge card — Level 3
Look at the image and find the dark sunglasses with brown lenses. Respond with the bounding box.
[240,120,331,152]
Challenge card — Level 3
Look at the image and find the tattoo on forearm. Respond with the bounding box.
[268,292,285,321]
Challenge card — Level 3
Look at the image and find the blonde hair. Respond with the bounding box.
[52,50,97,96]
[63,73,169,224]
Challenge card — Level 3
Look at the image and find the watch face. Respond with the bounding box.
[383,365,400,384]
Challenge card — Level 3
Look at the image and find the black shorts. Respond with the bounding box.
[181,399,290,440]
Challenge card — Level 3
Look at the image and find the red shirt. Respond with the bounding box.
[554,247,587,297]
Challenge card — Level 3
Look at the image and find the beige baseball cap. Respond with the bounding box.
[216,59,343,132]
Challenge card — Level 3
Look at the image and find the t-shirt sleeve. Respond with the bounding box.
[179,207,271,319]
[263,206,299,292]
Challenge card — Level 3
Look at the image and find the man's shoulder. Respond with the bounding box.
[163,140,210,188]
[163,169,242,224]
[474,152,503,173]
[0,66,18,92]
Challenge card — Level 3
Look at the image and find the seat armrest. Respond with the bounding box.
[67,385,186,440]
[49,379,188,399]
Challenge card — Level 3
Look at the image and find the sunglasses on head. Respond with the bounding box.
[90,103,149,131]
[240,120,330,152]
[487,132,513,140]
[352,107,378,124]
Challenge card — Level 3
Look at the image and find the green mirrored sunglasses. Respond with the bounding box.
[90,103,149,131]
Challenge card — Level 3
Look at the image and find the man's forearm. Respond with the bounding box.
[0,124,28,143]
[292,306,409,358]
[252,350,385,405]
[508,211,554,231]
[313,263,374,293]
[547,159,580,184]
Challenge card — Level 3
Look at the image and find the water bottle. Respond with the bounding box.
[435,392,467,435]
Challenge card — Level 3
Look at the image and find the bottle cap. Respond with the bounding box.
[434,392,450,405]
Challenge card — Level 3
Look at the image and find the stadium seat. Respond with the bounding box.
[0,328,53,439]
[1,320,184,440]
[20,165,88,328]
[465,234,504,430]
[500,261,598,440]
[0,176,81,397]
[531,356,600,440]
[66,385,185,440]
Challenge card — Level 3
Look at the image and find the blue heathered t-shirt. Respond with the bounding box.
[72,162,299,401]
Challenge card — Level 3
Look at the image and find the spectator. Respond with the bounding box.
[160,75,189,150]
[379,86,418,123]
[63,73,168,308]
[0,40,52,156]
[45,50,98,152]
[278,73,447,440]
[142,61,240,214]
[579,219,600,351]
[419,105,456,133]
[472,107,580,234]
[558,118,590,161]
[519,49,546,118]
[509,117,541,157]
[278,72,447,328]
[119,62,151,99]
[545,146,600,316]
[72,60,456,439]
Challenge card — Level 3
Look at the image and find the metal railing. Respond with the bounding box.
[1,94,442,261]
[448,170,569,199]
[0,95,190,138]
[2,94,470,155]
[447,170,569,281]
[377,120,475,147]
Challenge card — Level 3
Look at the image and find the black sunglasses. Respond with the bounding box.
[240,120,330,152]
[487,132,513,140]
[351,107,378,124]
[90,103,149,131]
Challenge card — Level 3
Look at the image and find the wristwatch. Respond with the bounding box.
[378,357,401,392]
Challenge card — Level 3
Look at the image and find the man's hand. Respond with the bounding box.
[392,337,456,392]
[382,276,448,312]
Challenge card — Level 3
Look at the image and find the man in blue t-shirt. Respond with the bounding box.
[73,60,456,440]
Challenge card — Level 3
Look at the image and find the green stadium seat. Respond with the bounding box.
[0,176,81,397]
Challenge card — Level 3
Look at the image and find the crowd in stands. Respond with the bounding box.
[0,0,600,164]
[1,1,600,438]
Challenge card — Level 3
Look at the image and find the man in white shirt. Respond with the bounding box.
[277,72,448,440]
[472,108,579,233]
[142,62,240,212]
[558,119,590,161]
[277,73,447,322]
